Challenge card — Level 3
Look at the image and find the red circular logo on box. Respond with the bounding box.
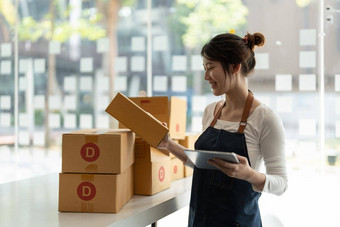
[77,182,96,201]
[158,166,165,182]
[174,165,178,174]
[176,123,180,132]
[80,143,100,162]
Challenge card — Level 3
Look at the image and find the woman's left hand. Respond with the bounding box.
[207,154,253,181]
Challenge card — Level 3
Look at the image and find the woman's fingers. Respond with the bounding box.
[207,156,250,180]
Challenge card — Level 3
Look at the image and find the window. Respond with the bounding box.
[1,0,340,225]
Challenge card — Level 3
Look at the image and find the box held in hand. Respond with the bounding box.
[119,96,186,140]
[105,92,168,147]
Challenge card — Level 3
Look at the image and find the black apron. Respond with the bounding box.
[189,91,262,227]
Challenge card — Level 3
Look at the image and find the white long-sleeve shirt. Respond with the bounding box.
[187,102,288,196]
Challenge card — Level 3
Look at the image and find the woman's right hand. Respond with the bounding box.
[156,123,189,164]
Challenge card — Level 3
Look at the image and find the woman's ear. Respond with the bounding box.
[232,64,241,74]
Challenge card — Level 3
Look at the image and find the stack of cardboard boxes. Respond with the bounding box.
[134,137,172,195]
[59,129,135,213]
[105,93,202,196]
[59,92,201,213]
[121,96,188,195]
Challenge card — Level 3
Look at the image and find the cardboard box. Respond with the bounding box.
[134,138,171,195]
[105,92,168,148]
[178,133,200,150]
[134,161,171,196]
[158,139,178,159]
[184,166,194,177]
[134,137,169,163]
[62,129,134,174]
[59,165,134,213]
[120,96,187,140]
[179,134,199,177]
[171,158,184,181]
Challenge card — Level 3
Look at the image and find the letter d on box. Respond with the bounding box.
[77,182,96,201]
[80,143,100,162]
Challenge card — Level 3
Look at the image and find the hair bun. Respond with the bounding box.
[253,33,265,47]
[245,32,265,50]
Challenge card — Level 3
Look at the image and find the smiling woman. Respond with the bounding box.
[157,32,288,226]
[1,0,340,226]
[201,33,265,99]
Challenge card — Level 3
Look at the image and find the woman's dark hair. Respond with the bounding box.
[201,32,265,76]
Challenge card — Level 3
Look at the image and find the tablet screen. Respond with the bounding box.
[184,149,239,170]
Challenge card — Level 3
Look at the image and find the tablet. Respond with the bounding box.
[184,149,239,170]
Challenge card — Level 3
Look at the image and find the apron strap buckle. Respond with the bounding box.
[237,121,247,134]
[240,121,247,126]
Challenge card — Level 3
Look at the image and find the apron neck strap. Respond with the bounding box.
[237,90,254,134]
[209,90,254,134]
[210,100,226,127]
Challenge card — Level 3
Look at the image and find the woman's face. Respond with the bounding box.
[203,57,232,96]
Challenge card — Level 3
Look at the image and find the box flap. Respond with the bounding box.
[150,147,171,162]
[64,128,131,135]
[179,133,200,149]
[135,137,170,162]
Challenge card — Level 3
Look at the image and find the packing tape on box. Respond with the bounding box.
[84,130,111,144]
[85,135,98,144]
[85,164,98,172]
[81,202,94,212]
[81,174,94,181]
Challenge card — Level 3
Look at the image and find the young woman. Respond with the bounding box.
[158,32,288,226]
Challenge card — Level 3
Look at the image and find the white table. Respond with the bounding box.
[0,174,192,227]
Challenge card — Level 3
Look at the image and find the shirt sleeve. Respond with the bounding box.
[257,109,288,196]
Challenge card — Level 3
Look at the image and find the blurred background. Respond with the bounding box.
[1,0,340,226]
